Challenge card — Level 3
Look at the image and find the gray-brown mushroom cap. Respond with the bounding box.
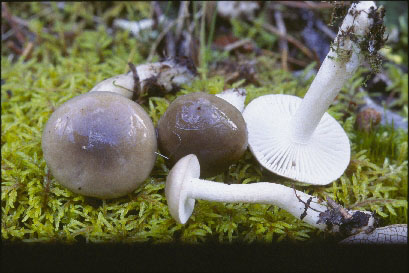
[157,92,248,177]
[42,91,157,199]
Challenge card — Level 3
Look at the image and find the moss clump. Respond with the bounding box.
[1,2,407,244]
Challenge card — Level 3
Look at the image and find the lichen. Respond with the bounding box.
[1,2,407,244]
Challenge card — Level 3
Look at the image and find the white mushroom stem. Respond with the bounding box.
[167,155,377,233]
[184,179,326,228]
[290,1,376,143]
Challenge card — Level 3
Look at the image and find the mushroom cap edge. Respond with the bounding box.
[165,154,200,224]
[243,94,350,185]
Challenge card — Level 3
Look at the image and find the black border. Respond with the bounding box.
[1,241,408,273]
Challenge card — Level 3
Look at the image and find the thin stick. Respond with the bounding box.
[347,198,399,209]
[175,1,189,40]
[261,49,310,67]
[326,195,352,219]
[224,38,252,52]
[21,41,34,61]
[315,19,336,40]
[2,3,27,45]
[262,21,318,62]
[275,1,333,10]
[199,1,207,78]
[274,10,289,71]
[147,19,178,63]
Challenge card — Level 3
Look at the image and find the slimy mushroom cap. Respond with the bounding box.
[42,91,157,198]
[157,92,248,177]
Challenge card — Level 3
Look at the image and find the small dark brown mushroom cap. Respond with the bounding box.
[42,91,157,199]
[157,92,248,177]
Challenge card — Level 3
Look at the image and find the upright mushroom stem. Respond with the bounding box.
[186,179,325,228]
[290,1,376,143]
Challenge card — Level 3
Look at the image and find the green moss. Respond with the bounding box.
[1,2,407,244]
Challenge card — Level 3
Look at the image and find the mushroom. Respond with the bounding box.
[135,56,197,94]
[90,57,197,101]
[90,72,136,99]
[243,2,382,185]
[157,91,248,177]
[339,224,407,244]
[165,154,377,237]
[42,91,157,199]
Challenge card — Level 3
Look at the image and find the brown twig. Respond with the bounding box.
[147,20,178,62]
[274,10,289,71]
[261,49,309,67]
[2,3,27,46]
[293,186,322,221]
[223,38,252,52]
[21,41,34,61]
[262,21,317,63]
[128,62,141,101]
[326,195,352,219]
[275,1,333,10]
[347,198,400,210]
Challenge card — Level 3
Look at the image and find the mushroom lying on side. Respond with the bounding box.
[89,71,136,100]
[42,91,157,199]
[243,1,383,185]
[165,154,377,237]
[90,57,197,101]
[157,91,248,177]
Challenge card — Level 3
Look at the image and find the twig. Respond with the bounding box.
[293,186,322,221]
[128,62,140,101]
[224,38,252,52]
[21,41,34,61]
[275,1,333,10]
[2,29,15,41]
[347,198,400,210]
[2,3,26,46]
[262,21,317,62]
[151,1,163,30]
[262,49,309,67]
[199,1,207,74]
[176,1,189,40]
[315,19,336,40]
[147,19,178,63]
[274,10,289,71]
[326,195,352,219]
